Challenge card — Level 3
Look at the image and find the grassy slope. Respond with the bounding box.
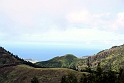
[0,65,83,83]
[35,54,84,68]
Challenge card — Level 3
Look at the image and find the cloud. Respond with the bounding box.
[66,10,124,34]
[93,13,111,18]
[117,12,124,27]
[107,12,124,32]
[1,0,123,31]
[66,10,113,29]
[4,27,122,44]
[66,10,91,24]
[0,0,124,48]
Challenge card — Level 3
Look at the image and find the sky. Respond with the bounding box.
[0,0,124,49]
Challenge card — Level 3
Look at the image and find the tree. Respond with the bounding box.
[31,76,39,83]
[67,73,78,83]
[80,74,88,83]
[61,75,67,83]
[96,62,103,77]
[61,73,78,83]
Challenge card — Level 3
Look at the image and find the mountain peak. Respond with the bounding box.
[35,54,81,68]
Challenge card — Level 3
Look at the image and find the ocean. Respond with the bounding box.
[3,44,103,61]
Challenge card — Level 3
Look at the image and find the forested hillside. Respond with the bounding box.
[35,54,84,69]
[0,47,21,67]
[35,44,124,72]
[0,47,41,68]
[80,44,124,71]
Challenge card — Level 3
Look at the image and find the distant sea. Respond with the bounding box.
[3,45,103,61]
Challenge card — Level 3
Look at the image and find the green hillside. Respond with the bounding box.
[80,44,124,71]
[0,47,21,67]
[35,44,124,72]
[0,46,41,68]
[0,46,83,83]
[35,54,84,68]
[1,44,124,83]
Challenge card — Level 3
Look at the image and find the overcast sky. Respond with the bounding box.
[0,0,124,48]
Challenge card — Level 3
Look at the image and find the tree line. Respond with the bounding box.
[61,63,124,83]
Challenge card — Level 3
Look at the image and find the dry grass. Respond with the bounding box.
[0,65,84,83]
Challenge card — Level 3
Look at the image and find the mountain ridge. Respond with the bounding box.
[0,46,41,68]
[35,54,83,68]
[0,47,83,83]
[0,47,21,67]
[35,44,124,71]
[1,44,124,83]
[80,44,124,71]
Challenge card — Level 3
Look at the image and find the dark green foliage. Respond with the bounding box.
[96,62,103,76]
[35,54,83,68]
[85,44,124,72]
[0,46,42,68]
[0,47,21,67]
[61,64,122,83]
[61,75,66,83]
[111,46,118,49]
[31,77,39,83]
[36,61,62,68]
[61,73,78,83]
[79,74,87,83]
[91,63,120,83]
[67,73,78,83]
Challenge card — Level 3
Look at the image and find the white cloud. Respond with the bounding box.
[66,10,91,23]
[0,0,124,48]
[0,0,85,21]
[107,12,124,31]
[7,27,122,45]
[66,11,113,28]
[66,10,124,34]
[93,13,111,18]
[117,12,124,26]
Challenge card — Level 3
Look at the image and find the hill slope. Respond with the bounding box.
[0,46,84,83]
[0,47,22,67]
[35,54,84,68]
[0,46,41,68]
[1,45,124,82]
[80,44,124,71]
[35,44,124,71]
[0,64,83,83]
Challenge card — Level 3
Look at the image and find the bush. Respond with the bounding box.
[61,73,78,83]
[31,76,39,83]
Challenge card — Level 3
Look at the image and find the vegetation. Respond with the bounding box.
[35,44,124,72]
[61,73,78,83]
[0,64,82,83]
[0,46,42,68]
[31,77,39,83]
[0,47,21,67]
[61,63,123,83]
[35,54,84,69]
[80,44,124,72]
[1,44,124,83]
